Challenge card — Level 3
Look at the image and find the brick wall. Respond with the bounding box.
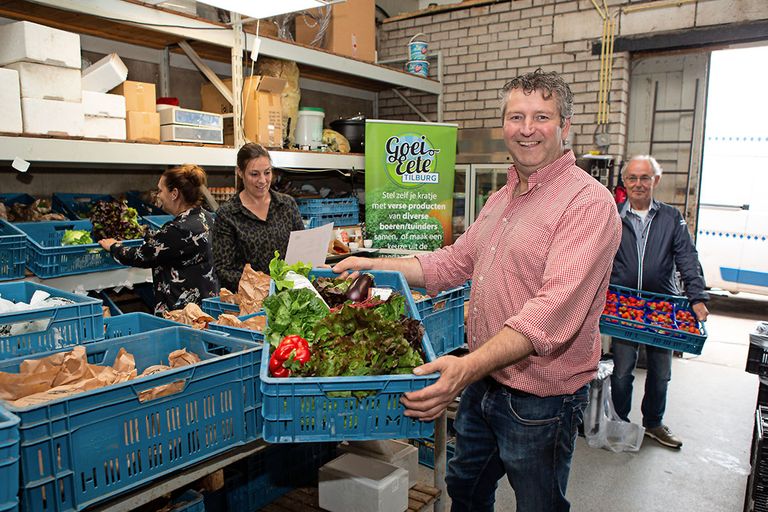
[378,0,768,157]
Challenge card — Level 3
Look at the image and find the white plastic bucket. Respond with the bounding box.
[408,33,428,61]
[295,107,325,149]
[406,60,429,78]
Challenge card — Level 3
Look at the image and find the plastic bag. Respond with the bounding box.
[584,359,645,452]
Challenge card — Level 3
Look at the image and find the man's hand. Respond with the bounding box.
[692,302,709,322]
[98,238,118,251]
[331,256,375,279]
[401,355,476,421]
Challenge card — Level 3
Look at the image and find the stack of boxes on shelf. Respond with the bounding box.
[0,21,84,136]
[745,322,768,511]
[81,53,128,140]
[112,80,160,143]
[201,76,286,147]
[159,105,224,144]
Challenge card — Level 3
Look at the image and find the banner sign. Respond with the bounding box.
[365,120,458,251]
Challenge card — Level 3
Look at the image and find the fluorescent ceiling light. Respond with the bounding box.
[195,0,331,19]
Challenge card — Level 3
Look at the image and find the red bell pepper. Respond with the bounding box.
[269,334,311,378]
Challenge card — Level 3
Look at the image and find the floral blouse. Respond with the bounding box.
[110,207,218,315]
[212,190,304,291]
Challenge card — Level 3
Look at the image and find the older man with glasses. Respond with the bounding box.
[609,155,710,449]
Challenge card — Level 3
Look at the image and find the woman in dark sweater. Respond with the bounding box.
[212,143,304,292]
[99,164,218,315]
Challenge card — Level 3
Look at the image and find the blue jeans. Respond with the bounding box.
[610,338,672,429]
[446,378,589,512]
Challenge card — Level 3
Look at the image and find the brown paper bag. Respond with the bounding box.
[163,303,213,329]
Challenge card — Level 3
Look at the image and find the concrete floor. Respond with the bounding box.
[422,293,767,511]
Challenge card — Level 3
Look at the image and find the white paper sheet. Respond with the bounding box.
[284,223,334,268]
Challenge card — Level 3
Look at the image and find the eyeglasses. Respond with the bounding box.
[624,175,653,184]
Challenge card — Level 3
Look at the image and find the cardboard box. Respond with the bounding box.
[125,111,160,142]
[82,91,126,118]
[200,76,286,147]
[295,0,376,62]
[5,61,82,102]
[82,53,128,93]
[111,81,156,113]
[0,21,81,69]
[20,98,84,136]
[318,453,408,512]
[84,116,126,140]
[0,68,22,134]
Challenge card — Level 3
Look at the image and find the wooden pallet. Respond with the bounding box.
[258,482,441,512]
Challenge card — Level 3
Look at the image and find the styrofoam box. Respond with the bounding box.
[0,21,80,69]
[82,53,128,93]
[84,116,126,140]
[339,440,419,489]
[159,107,223,129]
[82,91,126,118]
[160,124,223,144]
[319,453,408,512]
[4,62,81,102]
[20,98,84,136]
[0,68,22,134]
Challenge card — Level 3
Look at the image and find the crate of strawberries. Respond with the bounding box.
[599,285,707,354]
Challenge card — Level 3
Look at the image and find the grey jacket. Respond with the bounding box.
[610,200,709,304]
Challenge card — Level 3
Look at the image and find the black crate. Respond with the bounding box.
[747,342,768,377]
[750,406,768,510]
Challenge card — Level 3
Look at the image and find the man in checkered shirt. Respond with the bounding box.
[335,69,622,511]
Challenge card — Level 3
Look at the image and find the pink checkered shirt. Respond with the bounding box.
[416,151,622,396]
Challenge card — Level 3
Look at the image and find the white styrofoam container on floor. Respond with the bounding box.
[339,440,419,489]
[159,106,223,129]
[319,453,409,512]
[4,61,81,102]
[82,53,128,93]
[82,91,126,118]
[0,68,22,134]
[84,116,126,140]
[0,21,80,69]
[160,124,223,144]
[20,98,84,136]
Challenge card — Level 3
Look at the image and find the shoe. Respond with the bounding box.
[645,425,683,449]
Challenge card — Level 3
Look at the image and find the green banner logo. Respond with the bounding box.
[384,134,441,187]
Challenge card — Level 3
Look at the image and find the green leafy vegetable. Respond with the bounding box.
[268,251,312,291]
[263,288,328,347]
[90,200,145,241]
[61,229,93,245]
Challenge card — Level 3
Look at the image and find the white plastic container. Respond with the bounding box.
[84,116,126,139]
[20,98,84,136]
[0,68,23,134]
[338,440,419,488]
[160,124,223,144]
[82,53,128,93]
[0,21,81,69]
[295,107,325,149]
[318,453,408,512]
[4,62,82,102]
[82,91,126,118]
[159,106,223,129]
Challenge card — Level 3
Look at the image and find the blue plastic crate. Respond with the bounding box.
[0,219,25,281]
[305,210,359,229]
[599,284,708,354]
[201,296,240,319]
[462,280,471,302]
[168,489,205,512]
[260,268,438,443]
[295,197,358,217]
[15,219,144,278]
[0,281,103,360]
[52,193,116,220]
[125,190,164,217]
[414,286,465,356]
[142,214,175,231]
[0,193,35,208]
[0,407,20,512]
[209,311,265,343]
[415,438,455,470]
[103,312,181,339]
[0,326,262,512]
